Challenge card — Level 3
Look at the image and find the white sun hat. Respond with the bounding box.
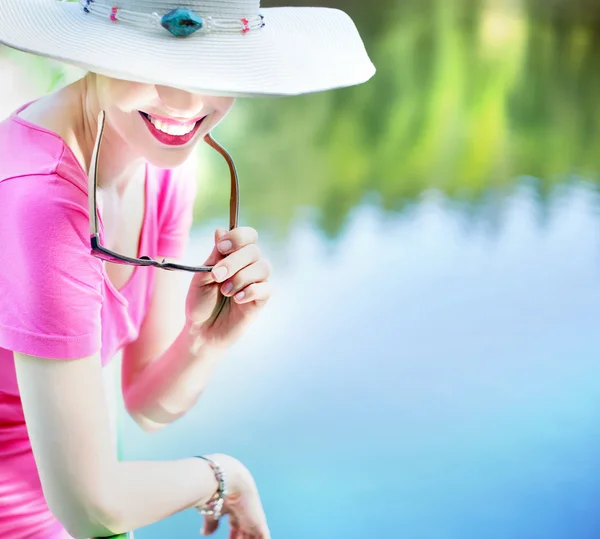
[0,0,376,97]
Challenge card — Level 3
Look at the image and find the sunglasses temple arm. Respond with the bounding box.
[202,133,240,324]
[203,133,239,231]
[88,111,106,238]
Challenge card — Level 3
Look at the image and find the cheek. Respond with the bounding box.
[106,108,144,146]
[207,109,234,133]
[122,85,156,111]
[100,79,156,113]
[203,96,235,119]
[101,81,157,141]
[220,98,236,116]
[204,98,235,131]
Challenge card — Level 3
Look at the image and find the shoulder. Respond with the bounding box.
[0,174,103,360]
[0,171,89,236]
[0,153,96,277]
[0,114,87,194]
[0,170,103,359]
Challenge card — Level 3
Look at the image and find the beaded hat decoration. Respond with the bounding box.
[80,0,266,37]
[0,0,375,97]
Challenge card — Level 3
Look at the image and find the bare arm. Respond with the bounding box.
[121,258,222,432]
[122,224,272,433]
[14,351,237,539]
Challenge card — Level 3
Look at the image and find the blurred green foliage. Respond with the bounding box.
[2,0,600,239]
[204,0,600,238]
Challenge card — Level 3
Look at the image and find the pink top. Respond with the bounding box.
[0,104,196,538]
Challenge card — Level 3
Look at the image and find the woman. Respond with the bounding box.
[0,0,374,538]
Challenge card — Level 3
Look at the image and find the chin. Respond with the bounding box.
[143,146,197,170]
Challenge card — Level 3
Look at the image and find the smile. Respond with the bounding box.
[139,111,208,146]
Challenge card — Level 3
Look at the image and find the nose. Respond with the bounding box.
[155,85,205,118]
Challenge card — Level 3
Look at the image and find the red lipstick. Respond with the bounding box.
[139,111,206,147]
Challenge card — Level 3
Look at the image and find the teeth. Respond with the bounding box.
[148,115,197,136]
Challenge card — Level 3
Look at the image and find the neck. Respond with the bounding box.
[75,73,145,195]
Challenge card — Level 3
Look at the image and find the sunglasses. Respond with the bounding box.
[87,110,239,273]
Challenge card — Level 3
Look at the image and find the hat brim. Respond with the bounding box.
[0,0,375,97]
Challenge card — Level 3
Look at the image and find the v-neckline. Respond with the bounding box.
[96,166,149,302]
[11,102,150,305]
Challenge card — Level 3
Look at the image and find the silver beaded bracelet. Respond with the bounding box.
[195,455,229,520]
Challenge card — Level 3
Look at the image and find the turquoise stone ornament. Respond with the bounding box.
[160,8,204,37]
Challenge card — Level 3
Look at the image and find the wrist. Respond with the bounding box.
[183,317,206,348]
[205,454,250,496]
[184,319,229,358]
[192,454,247,517]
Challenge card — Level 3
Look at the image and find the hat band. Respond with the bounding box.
[80,0,266,37]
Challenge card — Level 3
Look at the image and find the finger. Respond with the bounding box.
[221,259,271,297]
[227,507,240,526]
[250,518,270,539]
[216,227,259,255]
[252,511,270,539]
[215,227,229,245]
[229,525,242,539]
[212,244,261,283]
[202,515,220,536]
[252,527,269,539]
[239,507,268,538]
[233,282,272,305]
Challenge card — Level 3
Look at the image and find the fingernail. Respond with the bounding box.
[222,282,233,295]
[234,290,245,301]
[212,266,228,281]
[218,240,232,253]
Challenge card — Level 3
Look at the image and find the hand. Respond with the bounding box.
[201,455,270,539]
[185,227,272,349]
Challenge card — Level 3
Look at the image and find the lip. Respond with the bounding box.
[139,111,207,147]
[141,111,206,126]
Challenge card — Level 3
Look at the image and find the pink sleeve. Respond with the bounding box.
[0,174,104,360]
[156,162,197,259]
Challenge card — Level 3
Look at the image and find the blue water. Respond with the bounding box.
[121,182,600,539]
